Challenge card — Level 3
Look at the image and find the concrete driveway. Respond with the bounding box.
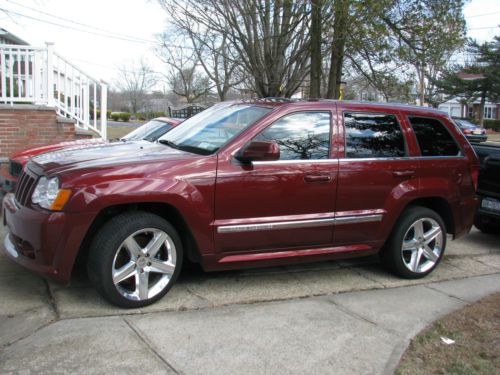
[1,222,499,374]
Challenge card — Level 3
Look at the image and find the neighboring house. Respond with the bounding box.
[438,98,499,121]
[0,27,29,45]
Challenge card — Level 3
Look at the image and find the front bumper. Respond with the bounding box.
[2,193,95,283]
[466,134,488,143]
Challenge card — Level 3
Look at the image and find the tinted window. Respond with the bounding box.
[255,112,330,160]
[409,117,461,157]
[344,112,406,158]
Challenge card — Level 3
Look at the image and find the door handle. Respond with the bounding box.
[304,175,331,183]
[392,170,415,178]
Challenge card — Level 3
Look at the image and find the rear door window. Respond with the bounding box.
[409,117,461,157]
[344,112,406,158]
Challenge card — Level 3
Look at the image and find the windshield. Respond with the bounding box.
[158,102,273,155]
[122,120,173,142]
[454,119,476,129]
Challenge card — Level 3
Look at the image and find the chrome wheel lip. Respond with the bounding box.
[401,217,443,274]
[111,227,177,301]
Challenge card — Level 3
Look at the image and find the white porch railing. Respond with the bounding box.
[0,42,107,139]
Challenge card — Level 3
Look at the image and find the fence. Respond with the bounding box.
[0,42,107,139]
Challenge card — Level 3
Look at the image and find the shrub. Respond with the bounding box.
[110,112,121,121]
[136,112,147,121]
[106,110,112,119]
[483,119,500,131]
[119,112,131,122]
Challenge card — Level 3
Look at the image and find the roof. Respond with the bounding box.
[238,98,449,116]
[0,28,29,45]
[457,72,485,80]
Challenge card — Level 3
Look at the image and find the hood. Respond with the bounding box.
[12,138,107,160]
[31,140,195,175]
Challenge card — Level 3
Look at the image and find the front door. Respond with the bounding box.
[214,109,338,253]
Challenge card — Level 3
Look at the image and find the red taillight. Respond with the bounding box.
[470,165,479,192]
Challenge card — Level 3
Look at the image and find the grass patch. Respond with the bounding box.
[397,292,500,375]
[106,125,138,141]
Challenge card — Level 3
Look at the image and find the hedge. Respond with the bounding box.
[483,119,500,131]
[110,112,131,122]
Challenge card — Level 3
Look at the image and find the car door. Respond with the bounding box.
[214,107,338,253]
[334,105,419,247]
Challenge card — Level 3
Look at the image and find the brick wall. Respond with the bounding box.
[0,104,94,183]
[0,104,95,159]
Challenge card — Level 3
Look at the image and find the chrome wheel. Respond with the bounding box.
[112,228,177,301]
[401,218,443,273]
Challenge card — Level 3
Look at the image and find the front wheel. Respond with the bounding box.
[381,206,446,279]
[87,212,183,308]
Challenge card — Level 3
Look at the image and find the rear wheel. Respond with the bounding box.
[87,212,183,308]
[381,206,446,279]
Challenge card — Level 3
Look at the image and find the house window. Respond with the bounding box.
[484,107,493,119]
[468,107,474,118]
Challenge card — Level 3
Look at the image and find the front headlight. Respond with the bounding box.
[32,177,71,210]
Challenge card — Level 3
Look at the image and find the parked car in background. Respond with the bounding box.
[472,142,500,233]
[120,117,182,142]
[453,118,488,143]
[0,117,181,197]
[3,100,479,308]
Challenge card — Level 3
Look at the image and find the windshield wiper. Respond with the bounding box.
[158,139,179,149]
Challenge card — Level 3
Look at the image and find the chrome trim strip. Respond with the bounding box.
[334,214,383,225]
[217,214,383,233]
[339,156,464,162]
[4,234,19,258]
[253,159,335,165]
[217,218,335,233]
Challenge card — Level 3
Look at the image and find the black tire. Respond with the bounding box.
[380,206,446,279]
[474,216,499,235]
[87,211,183,308]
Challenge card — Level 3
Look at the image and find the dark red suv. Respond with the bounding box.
[2,100,479,307]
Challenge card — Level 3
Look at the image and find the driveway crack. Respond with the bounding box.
[123,317,182,375]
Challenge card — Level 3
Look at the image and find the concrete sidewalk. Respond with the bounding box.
[1,221,499,374]
[0,274,499,374]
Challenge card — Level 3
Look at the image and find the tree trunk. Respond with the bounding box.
[478,89,486,126]
[326,0,349,99]
[309,0,322,98]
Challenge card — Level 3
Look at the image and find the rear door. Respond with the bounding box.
[334,105,419,247]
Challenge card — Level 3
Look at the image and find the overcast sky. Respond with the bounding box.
[1,0,499,90]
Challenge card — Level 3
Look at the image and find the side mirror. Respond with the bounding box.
[235,140,280,163]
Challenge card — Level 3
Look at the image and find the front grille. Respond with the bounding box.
[14,169,38,207]
[8,160,23,177]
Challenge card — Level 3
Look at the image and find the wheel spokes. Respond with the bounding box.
[149,259,175,276]
[112,261,136,284]
[424,226,441,245]
[144,231,168,258]
[136,270,150,300]
[123,237,142,258]
[422,244,439,262]
[113,227,177,301]
[401,217,443,274]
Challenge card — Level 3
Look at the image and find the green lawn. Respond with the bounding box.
[106,125,139,140]
[487,132,500,143]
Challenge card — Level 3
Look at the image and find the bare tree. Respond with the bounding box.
[158,0,311,98]
[156,36,212,103]
[116,59,157,115]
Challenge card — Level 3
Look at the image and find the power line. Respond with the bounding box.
[466,10,500,18]
[4,0,153,42]
[0,7,160,45]
[468,25,500,30]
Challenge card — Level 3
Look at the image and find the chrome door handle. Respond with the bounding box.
[304,175,331,183]
[392,170,415,178]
